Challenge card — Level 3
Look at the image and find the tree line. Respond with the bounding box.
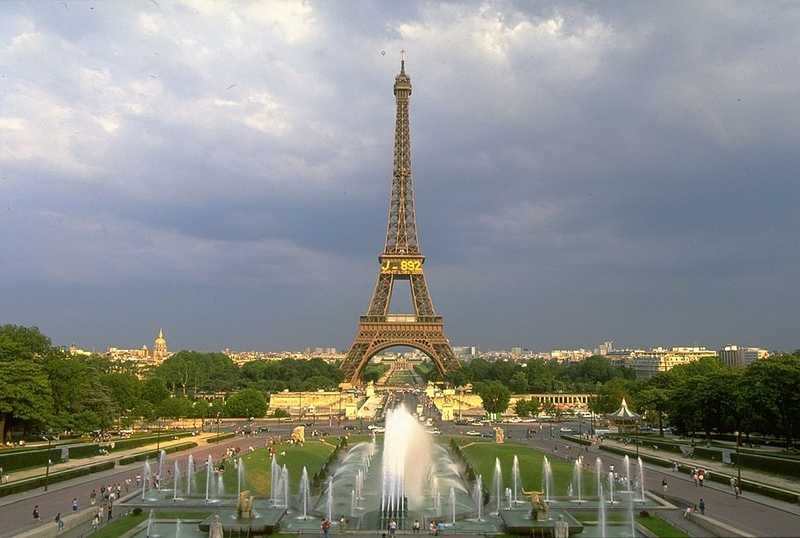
[1,324,798,447]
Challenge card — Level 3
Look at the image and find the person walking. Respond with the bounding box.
[33,505,42,523]
[662,478,668,492]
[388,517,397,537]
[90,489,97,506]
[699,498,706,515]
[107,502,113,521]
[339,515,347,536]
[93,508,101,530]
[72,497,78,513]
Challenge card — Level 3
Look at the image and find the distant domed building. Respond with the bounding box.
[152,328,168,360]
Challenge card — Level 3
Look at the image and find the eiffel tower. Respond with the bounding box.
[340,53,461,385]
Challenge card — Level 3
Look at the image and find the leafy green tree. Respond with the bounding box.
[508,372,528,394]
[225,389,267,418]
[475,380,511,419]
[513,397,539,418]
[742,352,800,446]
[0,325,56,441]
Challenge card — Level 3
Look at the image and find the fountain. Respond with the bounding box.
[157,450,167,491]
[542,456,553,502]
[473,475,483,521]
[172,461,180,501]
[493,458,503,515]
[571,456,585,503]
[237,457,245,496]
[299,467,310,520]
[511,455,521,504]
[186,455,195,496]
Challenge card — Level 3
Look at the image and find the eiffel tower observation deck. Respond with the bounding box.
[340,53,461,385]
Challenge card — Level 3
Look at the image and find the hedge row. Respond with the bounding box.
[205,433,235,444]
[0,447,55,472]
[0,461,116,498]
[109,432,196,452]
[117,442,198,466]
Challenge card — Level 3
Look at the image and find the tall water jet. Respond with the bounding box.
[511,455,521,504]
[623,455,632,494]
[474,475,483,521]
[173,460,180,501]
[607,471,615,504]
[571,456,584,503]
[493,458,503,515]
[326,480,333,521]
[542,456,553,502]
[270,454,280,504]
[449,487,456,524]
[378,406,437,528]
[186,455,195,496]
[205,455,213,502]
[237,457,245,496]
[146,509,155,537]
[595,457,603,499]
[157,449,167,490]
[299,467,310,520]
[141,459,152,501]
[598,487,607,538]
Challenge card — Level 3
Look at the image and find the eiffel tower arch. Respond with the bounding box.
[340,53,461,385]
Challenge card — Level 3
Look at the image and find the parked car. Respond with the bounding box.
[465,430,482,436]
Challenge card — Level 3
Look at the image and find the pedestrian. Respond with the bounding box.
[33,505,42,523]
[413,519,420,533]
[107,502,113,521]
[72,497,78,513]
[321,518,331,538]
[93,508,101,530]
[429,521,437,535]
[698,471,705,487]
[683,506,692,518]
[662,478,668,492]
[437,521,445,535]
[90,489,97,506]
[339,515,347,536]
[388,517,397,537]
[699,498,705,515]
[55,512,64,530]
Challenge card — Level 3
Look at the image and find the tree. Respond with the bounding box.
[514,397,539,418]
[225,389,268,418]
[476,380,511,420]
[0,325,56,441]
[742,352,800,447]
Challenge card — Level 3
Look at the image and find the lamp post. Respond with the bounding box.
[216,412,221,443]
[734,431,742,488]
[155,419,162,459]
[42,436,53,492]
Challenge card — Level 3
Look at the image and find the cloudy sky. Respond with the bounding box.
[2,1,799,355]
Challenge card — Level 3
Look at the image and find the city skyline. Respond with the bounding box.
[2,2,799,354]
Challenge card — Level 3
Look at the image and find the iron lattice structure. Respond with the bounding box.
[340,54,461,385]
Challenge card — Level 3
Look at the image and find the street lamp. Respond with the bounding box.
[734,431,742,488]
[216,412,221,443]
[42,436,53,492]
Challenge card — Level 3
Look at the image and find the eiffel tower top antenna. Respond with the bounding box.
[386,50,417,255]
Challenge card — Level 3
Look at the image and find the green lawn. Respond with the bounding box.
[458,439,600,497]
[193,439,338,495]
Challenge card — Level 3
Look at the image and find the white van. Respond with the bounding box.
[593,428,610,437]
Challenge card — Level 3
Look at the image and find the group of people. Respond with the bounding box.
[683,498,707,517]
[31,477,131,530]
[730,476,742,498]
[691,468,710,486]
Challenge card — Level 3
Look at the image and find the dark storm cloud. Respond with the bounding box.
[0,1,797,353]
